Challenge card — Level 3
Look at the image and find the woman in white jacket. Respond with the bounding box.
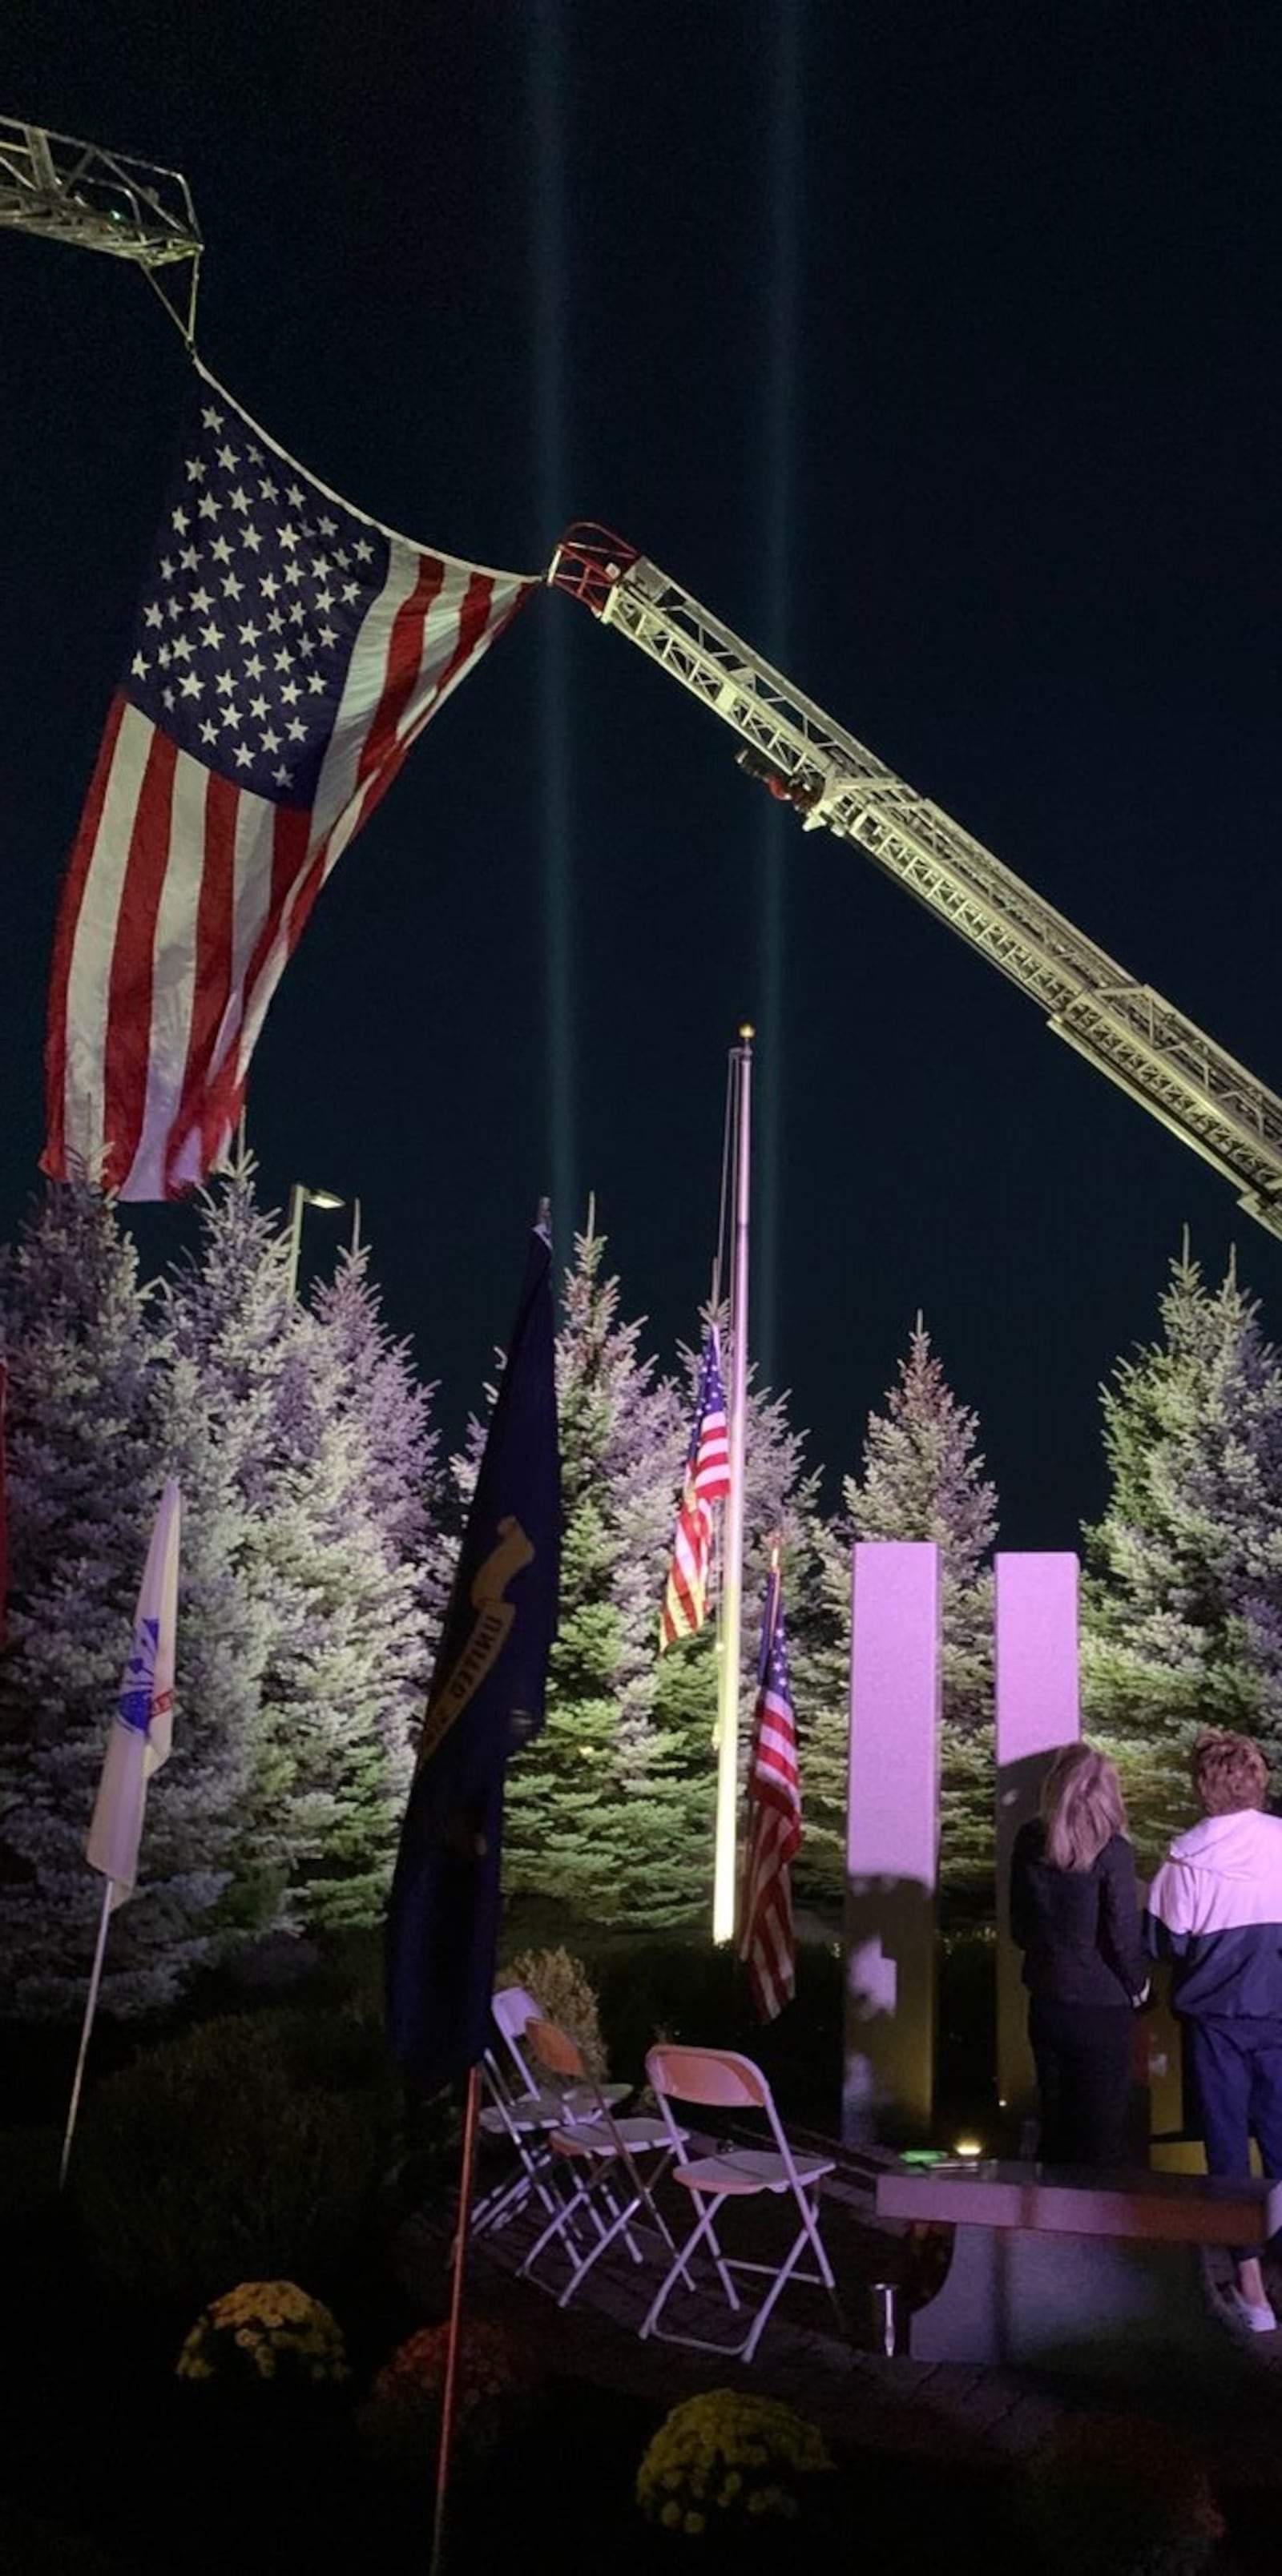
[1144,1729,1282,2333]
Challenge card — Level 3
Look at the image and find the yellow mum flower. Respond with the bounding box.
[637,2388,832,2533]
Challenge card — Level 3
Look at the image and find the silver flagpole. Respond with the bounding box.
[712,1024,753,1943]
[59,1878,114,2190]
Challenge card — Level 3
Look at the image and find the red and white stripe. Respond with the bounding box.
[740,1574,801,2021]
[659,1467,715,1646]
[659,1328,731,1648]
[42,443,534,1201]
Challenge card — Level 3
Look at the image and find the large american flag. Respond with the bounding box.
[739,1553,801,2021]
[42,366,538,1200]
[659,1324,732,1648]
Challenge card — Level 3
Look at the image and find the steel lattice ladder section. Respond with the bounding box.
[550,522,1282,1243]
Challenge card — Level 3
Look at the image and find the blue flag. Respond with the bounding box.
[386,1221,559,2092]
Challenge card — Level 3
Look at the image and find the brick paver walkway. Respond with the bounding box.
[395,2131,1282,2489]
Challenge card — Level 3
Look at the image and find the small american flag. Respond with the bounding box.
[739,1552,801,2020]
[42,365,537,1200]
[659,1324,732,1648]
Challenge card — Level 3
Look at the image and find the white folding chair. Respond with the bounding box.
[472,1987,631,2242]
[516,2017,689,2309]
[473,2049,563,2240]
[639,2043,841,2362]
[490,1985,554,2098]
[492,1983,631,2123]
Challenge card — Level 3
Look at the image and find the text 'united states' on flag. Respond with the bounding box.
[739,1552,801,2021]
[659,1323,732,1648]
[42,364,538,1201]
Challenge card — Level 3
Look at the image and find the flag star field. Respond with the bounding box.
[126,397,385,810]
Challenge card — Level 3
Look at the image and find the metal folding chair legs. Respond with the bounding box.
[640,2167,838,2361]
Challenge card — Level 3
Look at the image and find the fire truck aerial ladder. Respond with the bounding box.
[0,118,202,338]
[550,521,1282,1246]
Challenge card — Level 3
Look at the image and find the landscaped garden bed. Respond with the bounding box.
[4,1926,1281,2572]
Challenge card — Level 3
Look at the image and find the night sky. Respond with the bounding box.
[3,2,1280,1549]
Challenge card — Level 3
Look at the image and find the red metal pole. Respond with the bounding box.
[429,2063,482,2576]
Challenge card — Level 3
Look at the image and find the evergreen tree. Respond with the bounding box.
[0,1188,241,2017]
[164,1166,429,1931]
[312,1246,450,1602]
[787,1505,857,1907]
[148,1337,268,1943]
[500,1228,706,1928]
[480,1242,835,1930]
[1081,1250,1282,1867]
[160,1165,305,1924]
[839,1319,999,1903]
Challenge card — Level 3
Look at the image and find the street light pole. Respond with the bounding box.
[286,1183,345,1298]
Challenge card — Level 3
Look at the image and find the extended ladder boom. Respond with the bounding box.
[550,524,1282,1242]
[0,119,201,337]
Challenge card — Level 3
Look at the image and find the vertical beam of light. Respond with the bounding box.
[531,2,576,1245]
[756,6,804,1389]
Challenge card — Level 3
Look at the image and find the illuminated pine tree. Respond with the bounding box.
[0,1187,244,2017]
[312,1245,449,1597]
[1081,1249,1282,1868]
[785,1505,855,1906]
[164,1166,429,1931]
[841,1319,998,1902]
[497,1226,704,1928]
[473,1240,834,1930]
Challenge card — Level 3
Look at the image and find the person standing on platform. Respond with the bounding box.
[1144,1729,1282,2334]
[1010,1741,1150,2167]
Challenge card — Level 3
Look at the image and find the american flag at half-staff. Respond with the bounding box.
[42,364,538,1201]
[739,1548,801,2021]
[659,1322,732,1648]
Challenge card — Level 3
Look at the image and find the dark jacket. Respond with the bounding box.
[1010,1821,1147,2010]
[1143,1808,1282,2019]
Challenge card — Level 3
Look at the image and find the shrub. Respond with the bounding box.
[357,2316,538,2485]
[498,1946,607,2081]
[636,2389,833,2540]
[589,1936,844,2131]
[1014,2412,1226,2576]
[176,2280,349,2388]
[71,2009,402,2304]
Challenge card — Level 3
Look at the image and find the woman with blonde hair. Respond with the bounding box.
[1010,1741,1149,2166]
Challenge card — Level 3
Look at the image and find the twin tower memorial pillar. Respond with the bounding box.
[841,1545,1083,2148]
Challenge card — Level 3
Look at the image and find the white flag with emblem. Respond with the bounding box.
[87,1478,181,1909]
